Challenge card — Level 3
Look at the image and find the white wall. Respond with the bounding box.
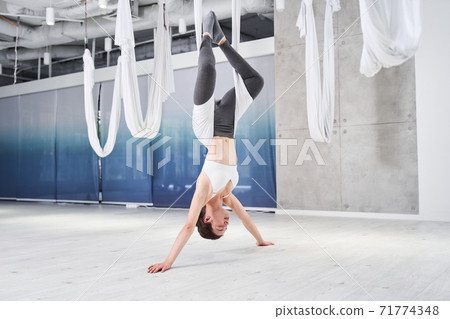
[0,38,274,98]
[416,0,450,221]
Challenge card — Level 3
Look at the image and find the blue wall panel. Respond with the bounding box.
[0,54,275,207]
[151,66,200,207]
[100,76,153,203]
[17,91,57,199]
[0,96,19,198]
[55,85,99,201]
[234,55,277,208]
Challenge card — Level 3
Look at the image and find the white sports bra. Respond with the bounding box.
[201,160,239,199]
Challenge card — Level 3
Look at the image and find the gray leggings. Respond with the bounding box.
[193,36,264,138]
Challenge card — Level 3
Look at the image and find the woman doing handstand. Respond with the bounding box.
[148,11,274,274]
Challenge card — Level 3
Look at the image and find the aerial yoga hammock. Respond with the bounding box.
[296,0,420,143]
[192,0,259,148]
[83,0,174,157]
[297,0,341,143]
[148,5,273,274]
[359,0,421,77]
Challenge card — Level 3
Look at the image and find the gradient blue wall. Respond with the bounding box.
[99,76,153,203]
[0,54,275,207]
[0,96,19,199]
[56,85,100,202]
[152,55,276,208]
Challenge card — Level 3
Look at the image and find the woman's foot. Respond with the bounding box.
[212,12,226,45]
[202,11,215,39]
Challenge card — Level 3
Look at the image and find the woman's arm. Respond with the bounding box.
[223,194,274,246]
[148,173,211,273]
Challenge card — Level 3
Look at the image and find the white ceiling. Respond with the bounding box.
[0,0,274,83]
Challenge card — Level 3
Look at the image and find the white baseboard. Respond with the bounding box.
[101,201,154,207]
[275,208,450,222]
[3,198,447,222]
[16,198,56,203]
[56,199,100,204]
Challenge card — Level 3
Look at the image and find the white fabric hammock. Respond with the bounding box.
[359,0,422,77]
[297,0,340,143]
[193,0,241,52]
[192,0,254,148]
[83,0,174,157]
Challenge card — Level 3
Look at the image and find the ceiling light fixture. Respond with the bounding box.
[178,0,186,34]
[43,52,51,65]
[46,7,55,26]
[98,0,108,9]
[104,37,112,52]
[276,0,285,12]
[178,18,187,34]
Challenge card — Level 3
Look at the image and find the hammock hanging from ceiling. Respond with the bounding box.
[359,0,422,77]
[297,0,341,143]
[192,0,254,147]
[193,0,248,116]
[194,0,241,54]
[83,0,174,158]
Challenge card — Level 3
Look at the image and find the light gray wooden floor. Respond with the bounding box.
[1,201,450,301]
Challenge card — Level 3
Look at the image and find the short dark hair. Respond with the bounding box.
[196,205,223,240]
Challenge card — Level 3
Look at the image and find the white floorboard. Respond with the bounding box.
[1,201,449,301]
